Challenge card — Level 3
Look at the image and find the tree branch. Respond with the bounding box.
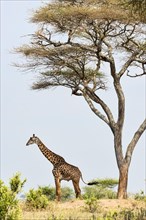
[127,61,146,77]
[118,51,139,78]
[114,80,125,130]
[83,92,110,125]
[84,86,116,132]
[125,118,146,165]
[127,72,146,78]
[102,40,125,130]
[103,40,116,78]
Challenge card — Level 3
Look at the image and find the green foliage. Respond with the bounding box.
[83,185,117,199]
[26,188,49,210]
[9,172,26,194]
[134,190,146,202]
[83,193,146,219]
[15,0,133,92]
[60,186,74,201]
[83,178,117,199]
[106,208,146,220]
[84,197,100,213]
[0,173,26,220]
[89,178,118,189]
[39,185,56,201]
[39,185,74,201]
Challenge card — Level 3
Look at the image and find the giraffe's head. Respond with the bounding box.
[26,134,38,146]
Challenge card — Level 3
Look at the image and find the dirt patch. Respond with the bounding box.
[98,199,145,211]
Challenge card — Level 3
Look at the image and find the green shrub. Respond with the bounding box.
[60,187,74,201]
[134,190,146,202]
[0,173,26,220]
[38,186,56,200]
[9,173,26,194]
[26,188,49,209]
[39,186,74,201]
[83,178,117,199]
[83,185,117,199]
[84,197,100,213]
[102,208,146,220]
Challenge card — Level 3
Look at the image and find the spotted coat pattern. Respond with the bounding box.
[26,134,84,201]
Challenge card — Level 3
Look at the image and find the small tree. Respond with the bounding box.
[0,173,26,220]
[25,188,49,210]
[15,0,146,198]
[9,172,26,194]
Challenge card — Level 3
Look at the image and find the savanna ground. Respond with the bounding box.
[21,199,146,220]
[1,174,146,220]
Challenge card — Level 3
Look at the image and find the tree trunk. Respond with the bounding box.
[117,164,129,199]
[114,128,129,199]
[117,119,146,199]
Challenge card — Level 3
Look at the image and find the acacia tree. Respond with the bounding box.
[15,0,146,199]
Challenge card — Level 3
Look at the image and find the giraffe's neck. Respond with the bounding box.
[36,139,65,166]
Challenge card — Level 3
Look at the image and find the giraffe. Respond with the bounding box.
[26,134,95,201]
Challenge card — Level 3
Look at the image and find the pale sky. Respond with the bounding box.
[1,0,146,195]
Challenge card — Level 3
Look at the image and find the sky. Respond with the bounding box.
[1,0,146,195]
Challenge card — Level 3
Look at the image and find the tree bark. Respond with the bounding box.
[116,119,146,198]
[117,164,129,199]
[114,129,129,199]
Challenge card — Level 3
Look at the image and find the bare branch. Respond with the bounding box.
[127,72,146,77]
[102,41,126,130]
[72,86,83,96]
[83,92,109,125]
[118,51,139,78]
[114,80,125,130]
[125,118,146,165]
[84,86,116,131]
[103,40,116,78]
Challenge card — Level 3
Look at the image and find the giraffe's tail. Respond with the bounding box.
[87,181,100,185]
[81,175,99,185]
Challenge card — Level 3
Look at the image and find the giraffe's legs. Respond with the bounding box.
[72,180,81,199]
[54,178,61,201]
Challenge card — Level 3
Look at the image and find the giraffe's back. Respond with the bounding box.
[53,162,81,182]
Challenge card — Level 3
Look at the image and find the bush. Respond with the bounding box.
[84,197,100,213]
[83,178,117,199]
[0,173,26,220]
[109,208,146,220]
[134,190,146,202]
[39,185,74,201]
[38,186,56,200]
[26,188,49,210]
[83,185,117,199]
[60,187,74,201]
[9,173,26,194]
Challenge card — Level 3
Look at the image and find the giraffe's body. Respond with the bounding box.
[26,134,86,201]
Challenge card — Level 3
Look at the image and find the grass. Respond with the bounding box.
[20,199,146,220]
[2,174,145,219]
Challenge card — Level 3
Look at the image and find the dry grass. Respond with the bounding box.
[21,199,146,220]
